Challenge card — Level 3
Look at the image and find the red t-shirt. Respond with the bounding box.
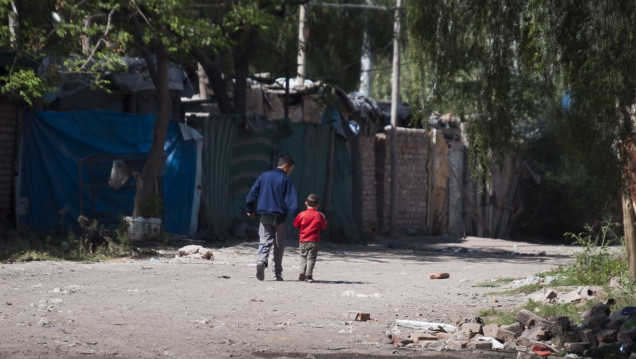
[293,208,327,242]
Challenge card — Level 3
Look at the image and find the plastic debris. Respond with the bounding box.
[395,319,456,333]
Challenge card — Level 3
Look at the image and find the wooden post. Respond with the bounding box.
[623,193,636,282]
[448,139,464,236]
[427,129,437,232]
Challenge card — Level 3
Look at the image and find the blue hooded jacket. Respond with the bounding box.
[246,168,298,218]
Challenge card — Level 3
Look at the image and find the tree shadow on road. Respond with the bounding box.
[314,234,576,266]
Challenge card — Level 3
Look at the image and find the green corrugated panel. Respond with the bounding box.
[228,124,279,225]
[280,120,360,242]
[201,115,360,242]
[329,137,361,242]
[202,114,240,237]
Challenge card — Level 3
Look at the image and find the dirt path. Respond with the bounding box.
[0,235,583,358]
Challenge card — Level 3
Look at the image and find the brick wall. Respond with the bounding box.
[0,98,18,228]
[376,127,431,233]
[356,136,377,238]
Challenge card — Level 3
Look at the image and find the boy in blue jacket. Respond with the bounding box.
[246,155,298,281]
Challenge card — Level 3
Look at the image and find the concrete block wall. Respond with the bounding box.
[376,127,431,233]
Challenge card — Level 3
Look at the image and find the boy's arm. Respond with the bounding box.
[320,212,327,229]
[285,181,298,215]
[245,177,261,214]
[293,212,302,228]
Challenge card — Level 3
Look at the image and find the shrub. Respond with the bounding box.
[564,219,627,286]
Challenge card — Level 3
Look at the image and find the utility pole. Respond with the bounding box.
[296,3,308,89]
[359,1,373,95]
[389,0,402,237]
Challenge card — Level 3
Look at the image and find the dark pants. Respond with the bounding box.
[299,241,319,278]
[257,222,286,277]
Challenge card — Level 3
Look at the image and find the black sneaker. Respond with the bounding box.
[305,276,314,283]
[273,275,284,281]
[256,262,265,281]
[298,273,305,281]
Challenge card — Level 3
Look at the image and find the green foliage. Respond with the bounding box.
[0,218,135,262]
[479,299,597,326]
[139,193,163,219]
[256,1,396,94]
[479,221,632,326]
[473,277,518,288]
[513,127,621,239]
[0,0,282,107]
[405,0,547,192]
[477,306,518,325]
[405,0,636,210]
[564,220,627,285]
[525,1,636,194]
[0,68,52,106]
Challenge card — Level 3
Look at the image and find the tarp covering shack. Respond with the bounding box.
[17,110,202,234]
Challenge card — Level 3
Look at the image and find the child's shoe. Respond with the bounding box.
[305,276,314,283]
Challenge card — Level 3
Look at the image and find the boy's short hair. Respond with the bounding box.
[278,155,295,167]
[306,193,320,207]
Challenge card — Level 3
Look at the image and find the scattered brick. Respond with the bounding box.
[429,272,450,279]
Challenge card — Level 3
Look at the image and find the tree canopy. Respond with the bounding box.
[405,0,636,188]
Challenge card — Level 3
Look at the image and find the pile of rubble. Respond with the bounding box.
[389,302,636,358]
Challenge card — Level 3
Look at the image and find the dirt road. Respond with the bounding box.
[0,235,581,358]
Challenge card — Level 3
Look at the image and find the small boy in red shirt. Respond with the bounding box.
[293,194,327,283]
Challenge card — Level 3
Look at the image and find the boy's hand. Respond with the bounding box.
[247,212,255,219]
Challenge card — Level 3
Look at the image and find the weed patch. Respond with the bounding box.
[1,219,143,262]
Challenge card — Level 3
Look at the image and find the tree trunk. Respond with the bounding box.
[133,42,171,218]
[232,29,256,114]
[191,48,234,114]
[623,192,636,282]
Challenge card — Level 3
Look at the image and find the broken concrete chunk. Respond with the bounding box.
[459,322,483,338]
[582,302,611,330]
[434,332,451,340]
[445,339,468,350]
[392,335,413,346]
[595,328,617,344]
[515,309,546,328]
[410,331,438,342]
[578,328,597,346]
[527,288,558,303]
[501,322,524,336]
[564,342,592,353]
[482,323,500,338]
[558,286,599,304]
[493,328,517,342]
[343,311,370,321]
[467,340,492,350]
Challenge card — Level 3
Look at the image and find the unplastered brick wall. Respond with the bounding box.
[357,137,377,238]
[0,99,18,218]
[376,127,430,233]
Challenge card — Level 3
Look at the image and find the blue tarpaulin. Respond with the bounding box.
[17,110,201,234]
